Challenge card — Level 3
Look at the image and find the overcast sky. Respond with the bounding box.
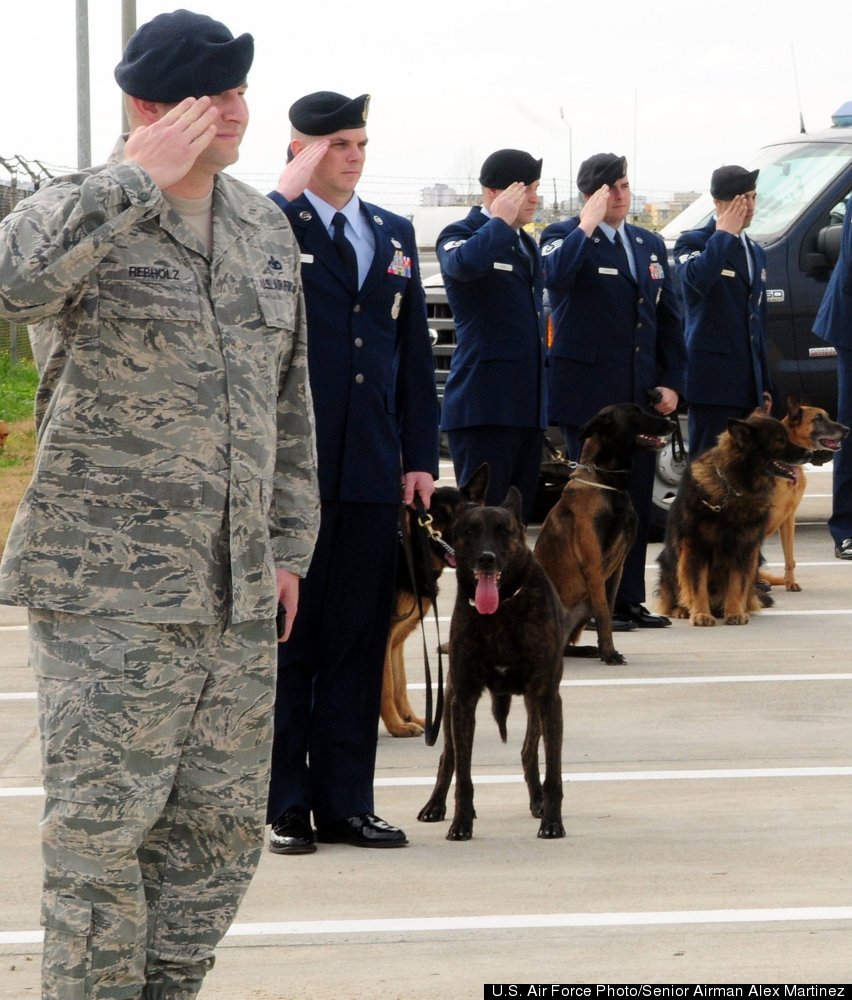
[4,0,850,211]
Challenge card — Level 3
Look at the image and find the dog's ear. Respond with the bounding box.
[460,463,489,505]
[785,396,804,426]
[579,407,612,440]
[726,418,753,449]
[501,486,524,522]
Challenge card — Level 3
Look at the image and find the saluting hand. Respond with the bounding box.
[578,184,611,236]
[490,182,528,227]
[274,139,331,201]
[716,194,750,236]
[124,96,219,189]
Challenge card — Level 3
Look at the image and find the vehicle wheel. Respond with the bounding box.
[650,413,689,541]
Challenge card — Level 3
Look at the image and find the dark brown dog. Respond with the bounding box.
[760,399,848,591]
[381,485,465,737]
[534,403,675,665]
[417,465,567,840]
[657,413,811,626]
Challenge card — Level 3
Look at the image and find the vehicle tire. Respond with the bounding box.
[650,413,689,541]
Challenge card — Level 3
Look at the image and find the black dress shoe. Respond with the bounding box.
[585,615,637,633]
[269,807,316,855]
[316,813,408,848]
[835,538,852,560]
[615,603,671,628]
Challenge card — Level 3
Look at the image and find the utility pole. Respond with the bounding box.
[76,0,91,167]
[121,1,137,133]
[559,107,572,214]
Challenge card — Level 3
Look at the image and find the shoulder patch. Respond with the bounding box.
[442,239,467,251]
[541,238,564,256]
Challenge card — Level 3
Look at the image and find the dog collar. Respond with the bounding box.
[699,464,743,512]
[570,477,621,493]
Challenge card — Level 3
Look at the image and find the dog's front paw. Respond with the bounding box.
[388,721,424,738]
[446,821,473,841]
[724,612,750,625]
[529,797,543,818]
[417,801,447,823]
[538,819,566,839]
[601,650,626,665]
[691,612,716,627]
[672,606,690,619]
[786,581,802,592]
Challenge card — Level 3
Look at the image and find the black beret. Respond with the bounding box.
[576,153,627,195]
[478,148,543,189]
[289,92,371,135]
[114,9,253,102]
[710,165,760,200]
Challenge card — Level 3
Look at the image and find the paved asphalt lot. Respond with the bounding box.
[1,462,851,998]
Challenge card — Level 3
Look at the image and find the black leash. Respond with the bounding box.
[398,496,448,746]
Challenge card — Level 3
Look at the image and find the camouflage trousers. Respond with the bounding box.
[28,609,277,1000]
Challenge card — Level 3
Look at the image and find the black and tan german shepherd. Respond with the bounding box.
[534,403,675,665]
[417,465,567,840]
[381,484,465,737]
[759,399,848,591]
[657,412,811,626]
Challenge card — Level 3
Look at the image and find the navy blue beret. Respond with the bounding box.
[478,149,542,189]
[710,165,760,200]
[289,92,371,135]
[576,153,627,195]
[114,9,254,102]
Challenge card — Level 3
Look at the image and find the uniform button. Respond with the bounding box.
[353,304,361,313]
[354,337,364,347]
[638,297,644,305]
[355,373,365,384]
[138,192,149,203]
[636,322,643,329]
[635,346,640,353]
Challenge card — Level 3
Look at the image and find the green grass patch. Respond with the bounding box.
[0,356,38,423]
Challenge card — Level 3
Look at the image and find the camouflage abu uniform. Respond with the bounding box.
[0,144,319,998]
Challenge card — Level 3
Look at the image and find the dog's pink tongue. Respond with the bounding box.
[475,573,500,615]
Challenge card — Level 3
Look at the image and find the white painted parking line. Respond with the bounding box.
[375,767,852,786]
[4,766,851,798]
[3,904,852,946]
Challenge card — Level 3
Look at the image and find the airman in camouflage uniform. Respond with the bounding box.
[0,10,319,999]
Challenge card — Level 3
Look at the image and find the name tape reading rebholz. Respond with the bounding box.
[483,988,850,999]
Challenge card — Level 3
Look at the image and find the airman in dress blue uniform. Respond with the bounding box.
[674,164,773,457]
[266,91,439,854]
[541,153,686,630]
[813,190,852,559]
[437,148,548,522]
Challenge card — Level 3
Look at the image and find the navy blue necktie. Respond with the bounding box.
[332,212,359,291]
[612,230,634,279]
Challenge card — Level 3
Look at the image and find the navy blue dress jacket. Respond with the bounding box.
[269,192,439,503]
[674,219,772,408]
[437,207,547,431]
[814,202,852,349]
[540,218,685,427]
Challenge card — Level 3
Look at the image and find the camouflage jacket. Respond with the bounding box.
[0,148,319,624]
